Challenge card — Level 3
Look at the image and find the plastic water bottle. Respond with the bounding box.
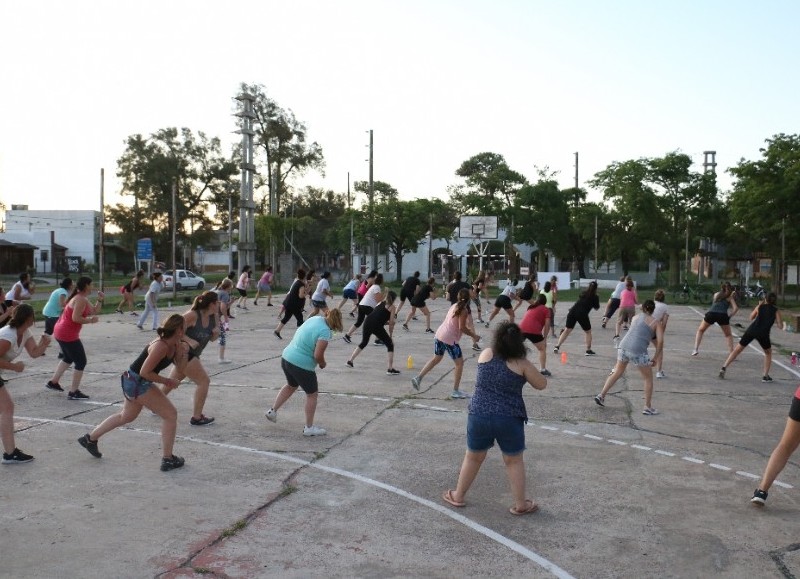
[792,352,797,366]
[407,355,414,369]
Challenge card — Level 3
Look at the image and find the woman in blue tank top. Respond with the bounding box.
[441,321,547,516]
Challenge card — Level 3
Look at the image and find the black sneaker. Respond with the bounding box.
[346,360,354,368]
[762,375,773,383]
[585,349,596,356]
[46,381,64,392]
[386,368,401,376]
[718,367,726,379]
[68,390,90,400]
[2,448,34,464]
[78,434,102,458]
[160,455,185,472]
[374,339,384,346]
[751,488,768,506]
[343,334,352,344]
[594,395,605,407]
[553,345,560,354]
[349,311,355,318]
[273,330,282,340]
[425,328,434,334]
[190,415,215,426]
[540,369,552,377]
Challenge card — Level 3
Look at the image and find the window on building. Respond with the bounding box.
[41,250,49,263]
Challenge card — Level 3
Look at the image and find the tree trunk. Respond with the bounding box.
[669,250,680,287]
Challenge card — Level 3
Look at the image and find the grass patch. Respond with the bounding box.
[279,485,298,497]
[221,519,247,538]
[192,567,211,575]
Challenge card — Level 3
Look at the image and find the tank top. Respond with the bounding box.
[365,302,391,327]
[5,282,31,302]
[618,314,655,355]
[469,357,528,421]
[748,303,777,334]
[130,341,174,376]
[540,290,553,309]
[435,303,465,345]
[186,312,216,356]
[709,296,730,314]
[53,301,91,342]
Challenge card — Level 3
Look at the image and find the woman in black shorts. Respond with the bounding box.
[692,282,739,356]
[402,277,436,333]
[485,279,518,326]
[274,269,307,340]
[513,278,537,312]
[115,270,144,314]
[346,291,400,375]
[718,292,783,382]
[552,281,600,356]
[751,385,800,506]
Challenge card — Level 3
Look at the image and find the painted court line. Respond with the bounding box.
[17,415,575,579]
[682,457,705,464]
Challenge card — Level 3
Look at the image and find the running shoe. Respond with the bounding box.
[450,390,471,399]
[386,368,401,376]
[218,359,232,364]
[303,425,327,437]
[553,345,560,354]
[425,328,434,334]
[265,408,278,423]
[274,331,282,340]
[594,394,605,407]
[484,322,490,328]
[68,390,90,400]
[411,376,421,391]
[472,343,481,351]
[691,349,699,356]
[540,369,552,377]
[718,368,726,379]
[46,381,64,392]
[78,434,102,458]
[343,334,352,344]
[190,415,215,426]
[160,455,185,471]
[2,448,34,464]
[402,323,409,331]
[762,375,773,382]
[346,360,354,368]
[642,407,660,415]
[374,339,384,346]
[750,488,768,506]
[585,349,596,356]
[253,300,258,306]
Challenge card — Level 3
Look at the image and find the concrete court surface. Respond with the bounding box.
[1,297,799,579]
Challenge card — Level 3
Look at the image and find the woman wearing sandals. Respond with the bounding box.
[77,314,188,471]
[595,300,664,416]
[161,291,219,426]
[442,321,547,515]
[1,305,52,464]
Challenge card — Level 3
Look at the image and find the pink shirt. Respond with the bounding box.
[520,305,549,335]
[435,303,465,345]
[53,302,90,342]
[620,288,638,308]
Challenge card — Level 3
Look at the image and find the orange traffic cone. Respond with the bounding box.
[561,351,568,364]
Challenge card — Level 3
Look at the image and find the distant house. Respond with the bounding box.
[0,239,38,274]
[0,208,100,273]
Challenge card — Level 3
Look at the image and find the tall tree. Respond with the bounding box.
[237,83,325,214]
[372,197,440,281]
[110,128,236,262]
[729,133,800,285]
[450,152,527,224]
[513,179,571,272]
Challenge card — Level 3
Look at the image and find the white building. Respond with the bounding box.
[1,208,100,273]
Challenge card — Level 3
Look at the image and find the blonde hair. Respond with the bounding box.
[325,308,344,332]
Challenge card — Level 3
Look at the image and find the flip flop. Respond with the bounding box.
[442,489,466,508]
[509,499,539,516]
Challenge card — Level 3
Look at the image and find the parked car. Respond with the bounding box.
[162,269,205,290]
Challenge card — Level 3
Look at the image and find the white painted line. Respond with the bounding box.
[562,430,579,435]
[583,434,603,441]
[607,439,627,446]
[539,425,559,431]
[736,471,760,480]
[682,457,705,464]
[352,395,369,399]
[773,481,794,489]
[709,463,731,472]
[630,444,651,451]
[654,450,675,457]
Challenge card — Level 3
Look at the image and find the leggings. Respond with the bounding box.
[280,306,304,327]
[358,323,394,351]
[56,339,88,371]
[354,305,374,329]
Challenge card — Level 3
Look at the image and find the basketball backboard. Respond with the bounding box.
[458,215,498,239]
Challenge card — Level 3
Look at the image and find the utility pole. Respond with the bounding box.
[171,180,177,300]
[227,189,233,273]
[368,129,376,271]
[99,168,105,292]
[348,172,354,275]
[574,152,579,189]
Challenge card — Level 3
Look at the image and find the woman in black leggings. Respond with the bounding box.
[346,291,400,375]
[274,269,307,340]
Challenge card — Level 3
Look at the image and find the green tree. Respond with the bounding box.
[238,83,325,214]
[729,133,800,286]
[513,179,571,272]
[372,197,440,281]
[110,128,237,263]
[450,152,527,224]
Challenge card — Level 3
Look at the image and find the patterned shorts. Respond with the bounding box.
[617,348,651,366]
[433,338,462,360]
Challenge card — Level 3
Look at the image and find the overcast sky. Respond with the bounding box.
[1,0,797,214]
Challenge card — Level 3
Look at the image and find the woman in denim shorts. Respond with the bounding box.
[595,300,664,415]
[441,321,547,515]
[77,314,189,471]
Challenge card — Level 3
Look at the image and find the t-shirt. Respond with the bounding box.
[282,316,332,371]
[653,301,669,322]
[312,279,330,302]
[146,280,162,301]
[343,279,359,292]
[447,281,471,304]
[43,288,69,318]
[285,279,305,309]
[5,282,31,302]
[236,273,249,291]
[402,276,421,295]
[518,282,535,301]
[540,290,553,309]
[411,284,433,307]
[520,305,549,335]
[360,284,383,309]
[620,288,637,308]
[569,293,600,316]
[611,281,626,300]
[0,325,33,379]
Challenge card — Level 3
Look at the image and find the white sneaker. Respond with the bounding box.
[219,359,232,365]
[450,390,471,399]
[656,370,666,379]
[265,408,277,423]
[691,349,699,356]
[303,425,327,436]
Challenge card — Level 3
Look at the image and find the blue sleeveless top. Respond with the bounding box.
[469,356,528,421]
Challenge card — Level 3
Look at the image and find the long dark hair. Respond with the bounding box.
[581,281,598,299]
[8,304,34,328]
[68,276,93,301]
[529,294,546,309]
[543,281,552,293]
[158,314,185,339]
[453,288,471,317]
[492,321,528,360]
[191,291,218,311]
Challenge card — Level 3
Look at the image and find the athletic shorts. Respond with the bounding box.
[311,299,328,309]
[618,306,635,323]
[790,394,800,422]
[433,338,462,360]
[523,333,544,344]
[617,348,651,366]
[343,289,357,299]
[400,289,414,301]
[467,414,526,455]
[281,358,319,394]
[237,288,247,297]
[703,312,730,326]
[410,298,427,309]
[494,295,512,310]
[565,311,591,331]
[120,370,156,400]
[257,283,271,292]
[739,330,771,350]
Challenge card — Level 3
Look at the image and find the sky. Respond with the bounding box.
[1,0,798,216]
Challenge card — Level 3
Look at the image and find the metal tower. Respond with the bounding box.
[235,93,257,272]
[702,151,717,175]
